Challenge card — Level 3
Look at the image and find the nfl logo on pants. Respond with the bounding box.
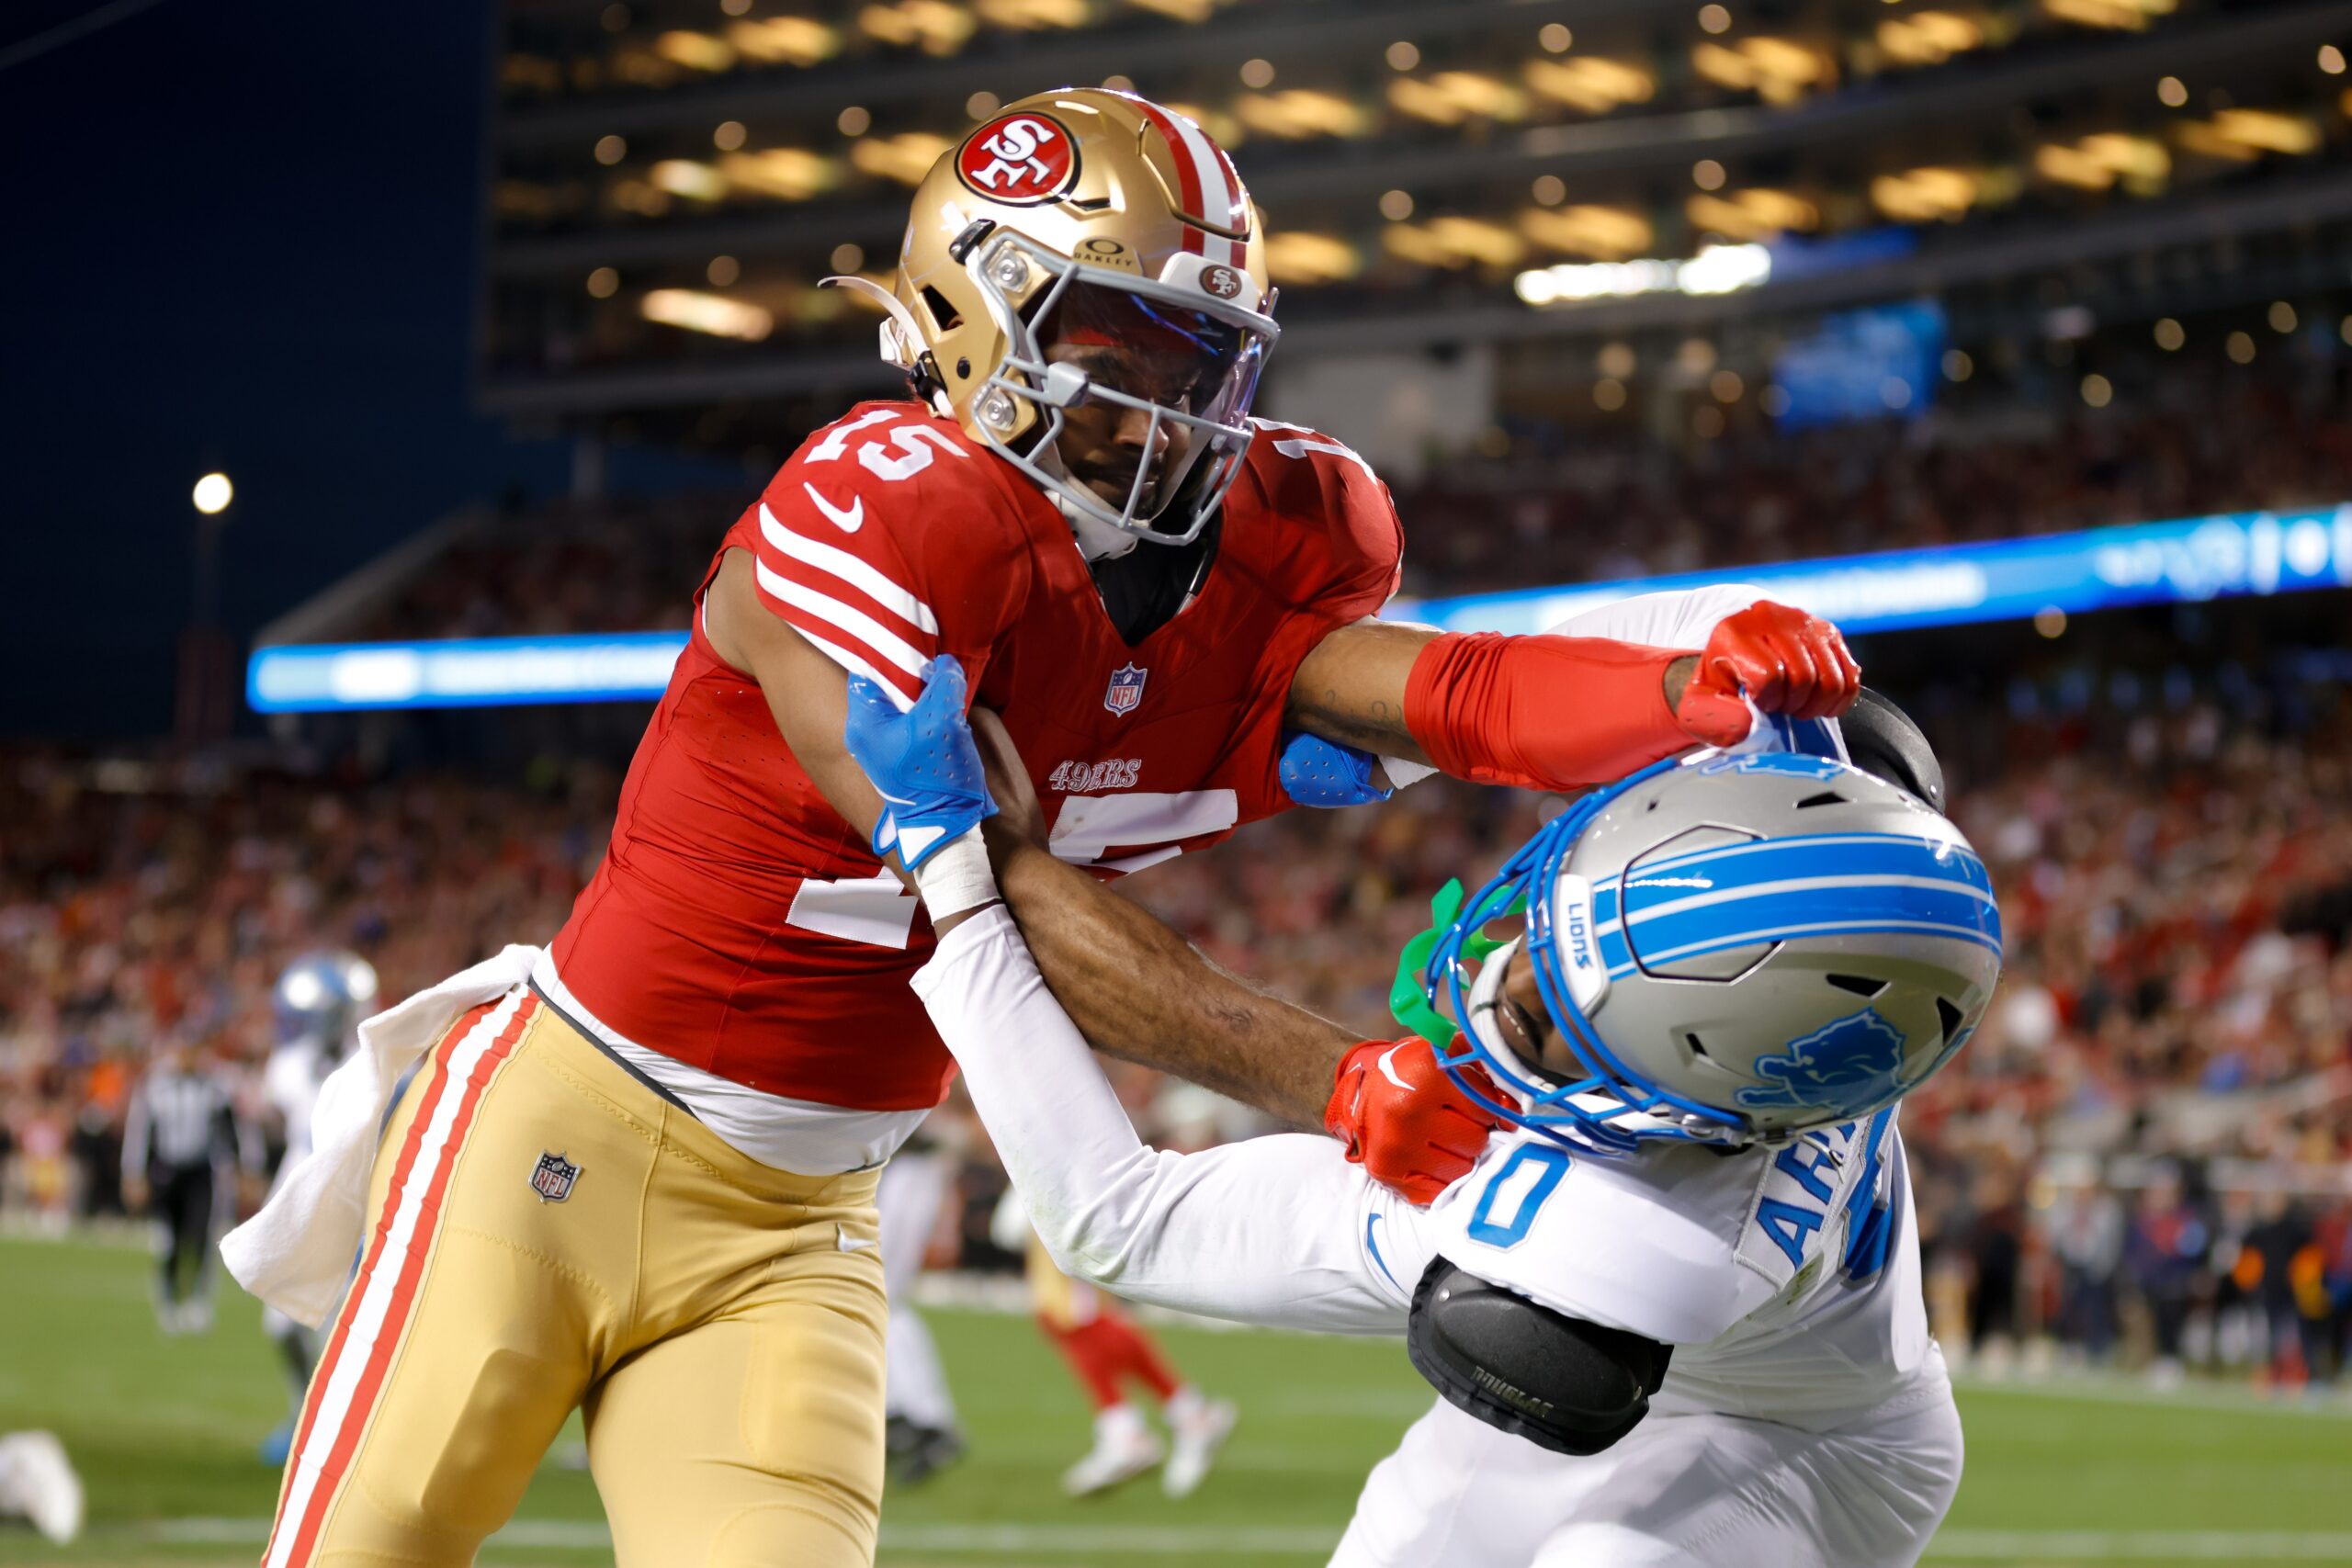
[530,1151,581,1203]
[1103,663,1147,716]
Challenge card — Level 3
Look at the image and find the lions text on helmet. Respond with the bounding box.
[826,88,1278,562]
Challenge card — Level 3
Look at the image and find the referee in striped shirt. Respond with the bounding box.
[121,1037,260,1335]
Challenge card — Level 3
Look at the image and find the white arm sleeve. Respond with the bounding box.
[911,906,1427,1334]
[1544,583,1769,646]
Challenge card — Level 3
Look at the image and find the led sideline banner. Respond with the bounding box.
[1406,505,2352,637]
[249,507,2352,712]
[247,631,689,713]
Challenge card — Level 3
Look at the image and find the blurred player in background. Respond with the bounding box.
[989,1190,1237,1497]
[122,1033,258,1335]
[876,1117,966,1484]
[255,953,378,1466]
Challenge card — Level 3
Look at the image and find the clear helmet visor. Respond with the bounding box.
[1032,276,1269,529]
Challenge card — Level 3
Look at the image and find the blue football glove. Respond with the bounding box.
[842,654,998,872]
[1278,730,1394,808]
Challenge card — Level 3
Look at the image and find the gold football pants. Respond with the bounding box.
[262,987,888,1567]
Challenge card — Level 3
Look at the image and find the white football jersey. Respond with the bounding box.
[263,1041,332,1173]
[1409,1112,1937,1424]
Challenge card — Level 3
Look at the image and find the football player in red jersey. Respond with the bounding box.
[250,89,1860,1566]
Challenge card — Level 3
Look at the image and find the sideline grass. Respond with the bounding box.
[3,1235,2346,1567]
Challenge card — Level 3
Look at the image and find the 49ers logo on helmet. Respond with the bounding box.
[957,112,1080,205]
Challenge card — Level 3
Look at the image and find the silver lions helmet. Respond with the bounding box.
[1403,750,2002,1153]
[274,950,379,1059]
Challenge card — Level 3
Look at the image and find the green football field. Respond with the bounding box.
[3,1235,2347,1567]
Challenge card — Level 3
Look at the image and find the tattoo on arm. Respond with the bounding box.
[1285,621,1437,763]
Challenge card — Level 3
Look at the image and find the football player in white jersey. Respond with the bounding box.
[842,589,1999,1568]
[255,953,378,1467]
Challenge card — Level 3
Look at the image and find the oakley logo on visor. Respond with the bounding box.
[958,113,1080,205]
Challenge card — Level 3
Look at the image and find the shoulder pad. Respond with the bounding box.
[1430,1136,1766,1345]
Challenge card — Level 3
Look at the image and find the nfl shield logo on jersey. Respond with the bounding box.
[529,1151,582,1203]
[1103,663,1148,716]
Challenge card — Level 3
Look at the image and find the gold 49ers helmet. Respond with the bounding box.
[828,88,1277,561]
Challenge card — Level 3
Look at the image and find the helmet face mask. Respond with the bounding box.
[1419,752,2004,1155]
[971,232,1272,552]
[869,88,1279,560]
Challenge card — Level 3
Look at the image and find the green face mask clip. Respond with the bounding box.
[1387,878,1523,1049]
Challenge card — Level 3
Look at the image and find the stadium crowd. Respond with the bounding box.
[346,338,2352,642]
[5,648,2348,1389]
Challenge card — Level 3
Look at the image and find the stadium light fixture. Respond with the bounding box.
[1234,90,1365,140]
[1513,242,1769,306]
[858,1,976,56]
[1870,165,1989,222]
[1523,56,1655,114]
[1876,10,1987,67]
[1687,187,1819,243]
[1519,204,1654,261]
[1264,232,1358,285]
[656,30,736,71]
[192,473,232,515]
[2041,0,2177,30]
[641,288,775,341]
[1389,71,1527,126]
[726,17,837,64]
[1383,217,1526,270]
[849,132,953,185]
[717,148,838,199]
[977,0,1087,28]
[2033,132,2168,194]
[651,159,729,200]
[1693,37,1837,105]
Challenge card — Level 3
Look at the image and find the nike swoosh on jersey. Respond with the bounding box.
[1376,1043,1415,1092]
[836,1224,878,1252]
[803,481,865,534]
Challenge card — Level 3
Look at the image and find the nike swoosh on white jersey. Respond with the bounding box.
[803,481,864,534]
[836,1224,878,1252]
[1376,1043,1415,1092]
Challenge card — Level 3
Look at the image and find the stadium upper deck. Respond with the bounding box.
[481,0,2352,445]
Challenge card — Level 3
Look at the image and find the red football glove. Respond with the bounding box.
[1325,1036,1502,1205]
[1675,600,1862,748]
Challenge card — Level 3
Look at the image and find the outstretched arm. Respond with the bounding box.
[1284,601,1859,792]
[913,903,1427,1334]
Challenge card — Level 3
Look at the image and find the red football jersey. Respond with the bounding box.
[550,400,1401,1111]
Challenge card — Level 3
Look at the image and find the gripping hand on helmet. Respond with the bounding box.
[1672,600,1862,750]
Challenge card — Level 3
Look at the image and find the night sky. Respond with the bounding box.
[2,0,596,739]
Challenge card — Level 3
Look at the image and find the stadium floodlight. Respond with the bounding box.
[1513,243,1770,306]
[192,472,232,515]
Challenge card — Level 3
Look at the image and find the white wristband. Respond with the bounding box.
[912,829,1000,921]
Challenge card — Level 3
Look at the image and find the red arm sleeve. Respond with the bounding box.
[1403,631,1693,792]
